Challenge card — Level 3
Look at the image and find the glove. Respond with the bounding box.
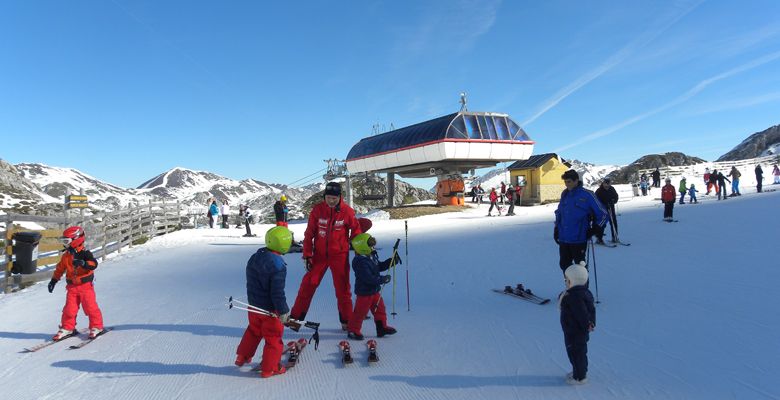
[303,257,313,272]
[385,254,402,266]
[553,227,560,244]
[381,275,391,284]
[278,312,290,324]
[73,259,85,268]
[48,279,57,293]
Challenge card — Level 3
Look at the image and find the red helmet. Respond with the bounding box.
[61,226,86,248]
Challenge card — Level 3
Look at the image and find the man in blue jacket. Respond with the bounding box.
[554,170,608,273]
[234,226,292,378]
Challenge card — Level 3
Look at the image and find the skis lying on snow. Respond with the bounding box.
[338,340,354,365]
[493,284,550,305]
[366,339,379,363]
[22,329,86,353]
[69,327,112,349]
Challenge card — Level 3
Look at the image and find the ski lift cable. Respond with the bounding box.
[287,168,327,186]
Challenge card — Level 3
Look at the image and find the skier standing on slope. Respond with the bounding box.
[48,226,105,340]
[243,205,254,237]
[755,164,764,193]
[234,226,292,378]
[505,185,516,216]
[651,168,661,188]
[729,166,741,196]
[274,195,289,227]
[678,177,688,204]
[487,187,502,216]
[559,262,596,385]
[553,170,607,274]
[709,169,720,197]
[346,233,399,340]
[290,182,362,330]
[208,200,219,228]
[717,172,731,201]
[594,178,618,244]
[661,178,676,221]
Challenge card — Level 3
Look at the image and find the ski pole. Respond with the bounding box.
[588,240,600,304]
[390,238,401,319]
[227,297,321,338]
[405,220,410,312]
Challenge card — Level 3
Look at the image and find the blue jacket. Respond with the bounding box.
[555,185,607,244]
[209,204,219,216]
[560,285,596,342]
[246,248,289,314]
[352,252,392,296]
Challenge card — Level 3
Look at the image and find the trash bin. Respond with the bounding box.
[631,183,640,196]
[13,231,42,274]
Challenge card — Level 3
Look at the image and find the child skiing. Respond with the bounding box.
[678,177,687,204]
[346,233,398,340]
[487,188,502,216]
[688,184,698,204]
[661,178,676,221]
[48,226,105,340]
[234,226,293,378]
[559,261,596,385]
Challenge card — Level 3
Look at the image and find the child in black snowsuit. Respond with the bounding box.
[559,261,596,384]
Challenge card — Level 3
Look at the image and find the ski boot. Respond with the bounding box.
[260,365,286,378]
[504,285,514,294]
[234,355,252,367]
[514,284,525,295]
[375,321,397,337]
[52,327,73,341]
[347,331,364,340]
[89,327,105,339]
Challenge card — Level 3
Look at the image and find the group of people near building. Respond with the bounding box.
[469,181,522,216]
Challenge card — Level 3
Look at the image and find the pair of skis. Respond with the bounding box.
[493,284,550,305]
[23,328,111,352]
[338,340,378,365]
[248,338,309,372]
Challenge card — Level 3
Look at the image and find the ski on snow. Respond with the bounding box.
[22,329,86,353]
[68,327,112,350]
[285,338,308,368]
[595,241,617,248]
[493,284,550,305]
[338,340,354,365]
[366,339,379,363]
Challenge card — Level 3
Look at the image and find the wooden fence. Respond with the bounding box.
[637,154,780,184]
[1,200,181,293]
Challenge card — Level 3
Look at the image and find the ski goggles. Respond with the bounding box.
[58,237,73,246]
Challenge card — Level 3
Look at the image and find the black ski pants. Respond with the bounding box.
[663,202,674,219]
[559,243,587,272]
[245,217,252,236]
[564,333,589,380]
[507,201,515,215]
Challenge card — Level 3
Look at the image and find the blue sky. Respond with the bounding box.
[2,0,779,189]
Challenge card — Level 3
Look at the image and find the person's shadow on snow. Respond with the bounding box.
[370,374,562,388]
[51,360,246,378]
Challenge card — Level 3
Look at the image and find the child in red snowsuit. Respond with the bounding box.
[48,226,105,340]
[346,233,398,340]
[235,226,293,378]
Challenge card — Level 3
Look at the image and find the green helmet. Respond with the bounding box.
[265,226,293,254]
[351,233,374,255]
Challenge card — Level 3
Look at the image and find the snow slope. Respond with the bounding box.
[1,185,779,400]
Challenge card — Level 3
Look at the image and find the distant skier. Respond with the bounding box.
[505,184,516,216]
[554,170,607,273]
[729,166,741,196]
[236,204,244,228]
[221,200,230,228]
[703,168,712,194]
[290,182,362,330]
[717,172,730,201]
[500,181,507,205]
[755,164,764,193]
[678,177,687,204]
[594,178,618,244]
[651,168,661,188]
[273,195,289,227]
[708,169,720,197]
[243,205,254,237]
[661,178,676,221]
[773,164,780,184]
[688,184,698,204]
[234,226,292,378]
[487,188,502,216]
[559,261,596,385]
[639,174,649,196]
[48,226,105,340]
[208,200,219,229]
[346,233,399,340]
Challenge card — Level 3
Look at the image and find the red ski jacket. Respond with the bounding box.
[661,184,676,203]
[303,198,362,260]
[53,246,98,285]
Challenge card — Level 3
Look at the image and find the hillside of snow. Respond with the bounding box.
[1,182,778,399]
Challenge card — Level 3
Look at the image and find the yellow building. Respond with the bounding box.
[507,153,571,205]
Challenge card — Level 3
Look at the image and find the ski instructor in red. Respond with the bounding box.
[290,182,362,330]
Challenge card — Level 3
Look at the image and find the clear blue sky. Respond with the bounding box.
[2,0,779,189]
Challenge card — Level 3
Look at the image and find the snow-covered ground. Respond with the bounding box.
[1,184,779,400]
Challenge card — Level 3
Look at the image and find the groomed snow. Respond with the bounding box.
[1,185,779,400]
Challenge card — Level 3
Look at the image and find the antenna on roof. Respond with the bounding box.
[460,92,468,112]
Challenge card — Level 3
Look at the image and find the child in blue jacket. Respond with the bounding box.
[688,184,698,204]
[559,261,596,385]
[346,233,399,340]
[234,226,292,378]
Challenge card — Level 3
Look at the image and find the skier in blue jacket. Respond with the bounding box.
[234,226,292,378]
[554,170,607,273]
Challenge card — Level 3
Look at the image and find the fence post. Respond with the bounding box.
[5,223,14,294]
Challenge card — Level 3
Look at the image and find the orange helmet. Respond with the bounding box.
[61,226,85,248]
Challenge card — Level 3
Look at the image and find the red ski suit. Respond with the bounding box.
[236,312,284,374]
[290,198,361,323]
[52,246,104,331]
